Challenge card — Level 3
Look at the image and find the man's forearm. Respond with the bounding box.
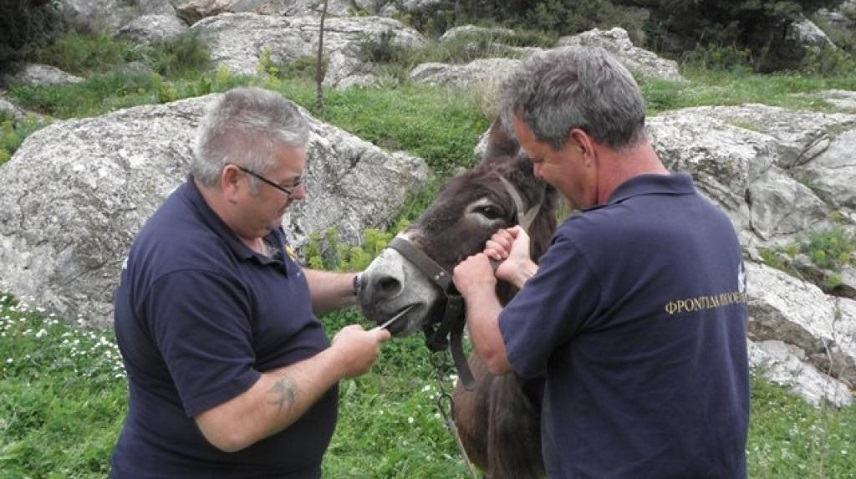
[304,268,358,315]
[195,347,346,452]
[465,289,512,375]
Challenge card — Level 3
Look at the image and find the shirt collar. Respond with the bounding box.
[582,173,695,211]
[181,176,287,268]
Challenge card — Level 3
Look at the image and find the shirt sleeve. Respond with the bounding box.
[143,269,262,417]
[499,232,602,379]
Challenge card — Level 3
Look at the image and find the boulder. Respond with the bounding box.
[3,64,84,87]
[439,25,515,43]
[409,58,521,90]
[749,339,852,407]
[745,261,856,388]
[0,93,428,328]
[173,0,266,24]
[190,13,427,87]
[557,27,684,82]
[252,0,395,16]
[808,90,856,113]
[647,105,856,251]
[117,14,188,43]
[61,0,140,33]
[788,16,837,50]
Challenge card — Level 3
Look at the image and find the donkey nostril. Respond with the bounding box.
[377,276,401,296]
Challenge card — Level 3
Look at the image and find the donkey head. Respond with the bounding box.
[358,119,556,336]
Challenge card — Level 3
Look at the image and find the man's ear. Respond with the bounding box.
[221,164,243,202]
[567,128,596,165]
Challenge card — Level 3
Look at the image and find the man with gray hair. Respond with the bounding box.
[453,47,749,477]
[111,87,390,478]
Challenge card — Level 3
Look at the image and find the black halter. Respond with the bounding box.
[388,236,476,390]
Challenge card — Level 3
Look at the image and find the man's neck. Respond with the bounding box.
[595,140,668,204]
[194,178,262,252]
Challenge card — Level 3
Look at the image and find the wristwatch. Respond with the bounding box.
[352,272,362,297]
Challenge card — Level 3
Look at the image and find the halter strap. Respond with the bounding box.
[498,175,543,232]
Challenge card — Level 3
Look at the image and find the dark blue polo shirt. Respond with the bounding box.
[499,173,749,478]
[112,178,336,478]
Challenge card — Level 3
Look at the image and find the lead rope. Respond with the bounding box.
[428,350,481,479]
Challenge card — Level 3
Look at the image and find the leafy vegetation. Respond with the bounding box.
[758,226,855,292]
[2,287,855,478]
[0,0,60,73]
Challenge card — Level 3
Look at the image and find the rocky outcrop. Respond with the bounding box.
[3,64,84,87]
[0,93,428,328]
[190,13,427,87]
[557,27,684,82]
[409,58,521,90]
[412,27,682,91]
[647,104,856,251]
[60,0,175,34]
[117,14,188,43]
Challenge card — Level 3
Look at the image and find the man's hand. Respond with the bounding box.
[485,226,538,289]
[330,325,391,378]
[453,253,496,300]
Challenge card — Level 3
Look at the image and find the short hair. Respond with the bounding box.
[500,46,646,150]
[192,87,309,188]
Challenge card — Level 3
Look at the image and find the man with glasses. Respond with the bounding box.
[111,87,389,478]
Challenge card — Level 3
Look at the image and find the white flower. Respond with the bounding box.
[407,417,414,424]
[5,358,12,364]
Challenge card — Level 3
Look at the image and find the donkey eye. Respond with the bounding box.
[475,205,503,220]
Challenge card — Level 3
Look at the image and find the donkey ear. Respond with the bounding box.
[482,117,520,166]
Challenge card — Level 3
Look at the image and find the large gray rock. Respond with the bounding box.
[749,339,853,407]
[253,0,397,16]
[746,261,856,388]
[173,0,267,24]
[439,25,515,43]
[61,0,175,33]
[409,58,522,90]
[0,93,428,328]
[117,14,188,43]
[793,129,856,210]
[788,16,837,50]
[61,0,139,33]
[647,105,856,251]
[190,13,427,87]
[410,32,680,93]
[3,64,84,87]
[557,27,684,82]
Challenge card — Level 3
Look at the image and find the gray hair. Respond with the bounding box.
[500,46,646,150]
[192,87,309,188]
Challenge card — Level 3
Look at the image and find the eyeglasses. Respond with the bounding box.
[234,165,304,199]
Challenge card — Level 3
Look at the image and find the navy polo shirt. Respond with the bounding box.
[111,177,336,478]
[499,173,749,478]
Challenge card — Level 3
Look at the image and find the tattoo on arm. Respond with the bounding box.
[268,377,298,414]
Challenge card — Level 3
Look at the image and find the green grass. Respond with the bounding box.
[2,294,855,478]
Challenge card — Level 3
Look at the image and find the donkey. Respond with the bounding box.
[358,118,558,478]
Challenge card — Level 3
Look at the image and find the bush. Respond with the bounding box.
[400,0,647,44]
[0,112,46,164]
[642,0,844,72]
[28,30,211,79]
[0,0,61,75]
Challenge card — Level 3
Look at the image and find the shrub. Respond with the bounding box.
[642,0,843,72]
[0,112,46,164]
[0,0,61,75]
[27,30,210,79]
